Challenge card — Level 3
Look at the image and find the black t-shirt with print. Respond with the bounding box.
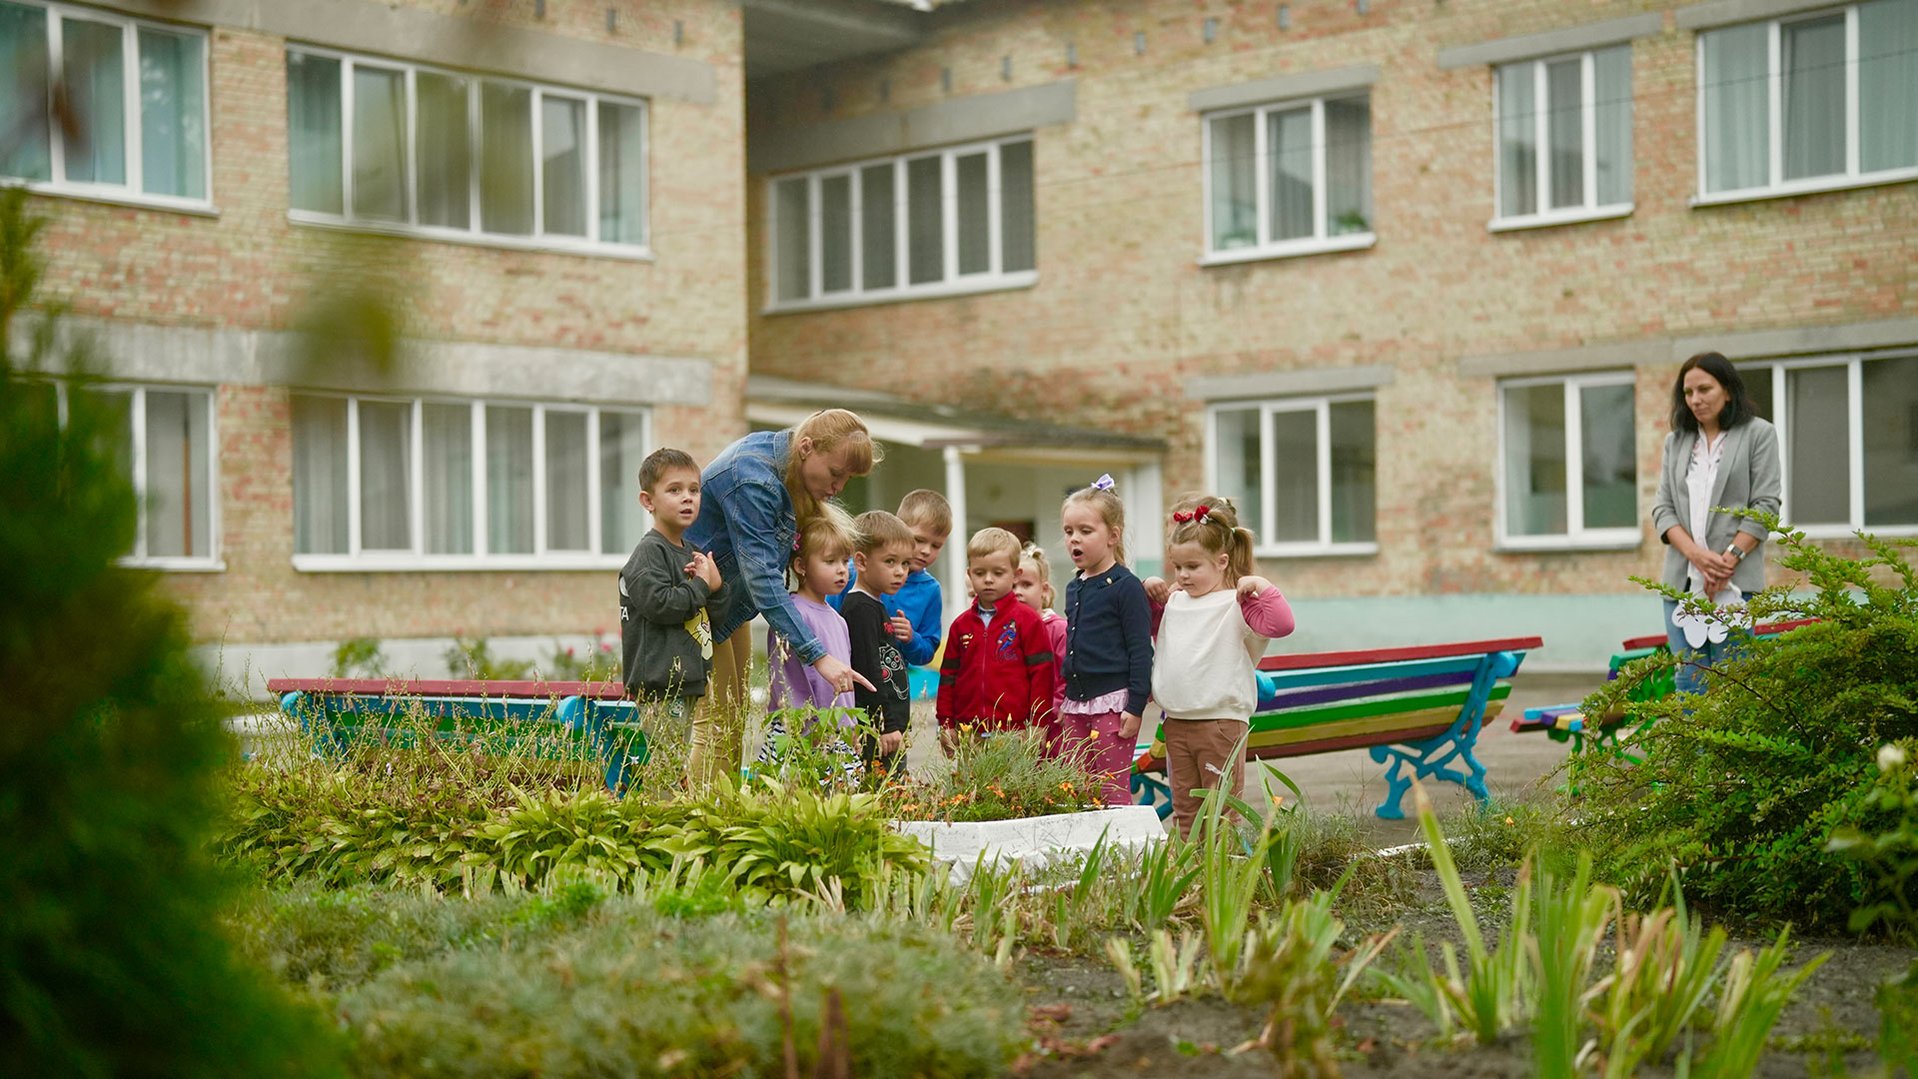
[842,589,911,734]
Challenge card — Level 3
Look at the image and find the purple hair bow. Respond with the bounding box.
[1090,473,1115,491]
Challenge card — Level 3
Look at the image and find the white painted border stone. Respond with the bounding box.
[893,805,1166,883]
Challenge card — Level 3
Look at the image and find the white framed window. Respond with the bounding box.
[1206,395,1377,556]
[1202,92,1374,264]
[1492,46,1634,229]
[1697,0,1918,203]
[0,1,210,209]
[28,381,221,569]
[1739,352,1918,534]
[290,394,651,570]
[1498,373,1639,548]
[285,47,648,255]
[765,134,1036,312]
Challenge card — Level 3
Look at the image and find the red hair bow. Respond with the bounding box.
[1172,505,1211,524]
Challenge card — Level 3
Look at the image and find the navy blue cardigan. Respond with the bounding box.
[1061,563,1154,716]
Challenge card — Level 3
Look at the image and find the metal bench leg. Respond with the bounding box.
[1364,651,1513,819]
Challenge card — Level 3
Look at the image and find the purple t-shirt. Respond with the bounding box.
[768,594,855,713]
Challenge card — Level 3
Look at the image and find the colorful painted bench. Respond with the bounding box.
[266,678,648,794]
[1509,618,1818,760]
[1131,636,1544,820]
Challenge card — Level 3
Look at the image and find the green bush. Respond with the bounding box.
[237,886,1022,1078]
[880,728,1109,822]
[1574,522,1918,928]
[0,189,336,1075]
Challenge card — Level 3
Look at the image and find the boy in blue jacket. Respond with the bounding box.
[833,489,949,672]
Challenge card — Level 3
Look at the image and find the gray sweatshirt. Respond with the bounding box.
[619,530,717,698]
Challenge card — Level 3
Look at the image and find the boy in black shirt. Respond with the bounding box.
[844,510,916,776]
[619,448,723,720]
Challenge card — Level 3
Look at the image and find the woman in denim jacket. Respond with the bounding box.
[683,408,881,787]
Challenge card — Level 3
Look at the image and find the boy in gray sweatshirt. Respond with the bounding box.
[619,448,723,714]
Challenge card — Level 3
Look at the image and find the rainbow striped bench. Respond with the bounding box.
[267,678,648,794]
[1132,636,1543,821]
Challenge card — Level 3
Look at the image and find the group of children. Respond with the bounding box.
[619,446,1295,837]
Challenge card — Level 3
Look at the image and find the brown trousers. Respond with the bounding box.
[687,623,753,792]
[1165,718,1249,839]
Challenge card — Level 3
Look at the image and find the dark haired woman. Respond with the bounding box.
[1649,352,1782,695]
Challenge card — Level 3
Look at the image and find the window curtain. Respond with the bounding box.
[1269,410,1319,541]
[773,177,810,301]
[59,16,125,185]
[1860,0,1918,173]
[358,401,412,550]
[1578,384,1637,529]
[1329,400,1377,543]
[544,411,589,551]
[540,94,587,236]
[906,155,943,284]
[1593,46,1633,205]
[1323,97,1372,234]
[819,173,853,291]
[1503,384,1567,536]
[1862,356,1918,526]
[597,101,645,245]
[954,152,990,274]
[1268,107,1314,241]
[1212,407,1264,540]
[352,65,406,221]
[137,27,205,199]
[1702,24,1770,192]
[1786,366,1851,524]
[859,163,896,288]
[423,403,473,554]
[999,140,1036,273]
[598,411,647,555]
[142,390,210,558]
[415,72,470,229]
[286,53,342,214]
[1546,59,1585,209]
[480,82,534,235]
[1782,15,1847,180]
[486,405,534,554]
[1497,64,1538,217]
[291,396,349,554]
[0,3,49,181]
[1207,113,1256,249]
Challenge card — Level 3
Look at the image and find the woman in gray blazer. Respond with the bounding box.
[1650,352,1783,695]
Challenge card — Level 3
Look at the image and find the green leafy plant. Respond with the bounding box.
[1576,519,1918,928]
[540,634,619,682]
[1589,886,1728,1077]
[443,636,535,681]
[0,187,338,1075]
[1529,852,1615,1079]
[1234,888,1396,1078]
[329,636,390,678]
[1695,930,1828,1078]
[882,728,1107,822]
[1415,784,1532,1044]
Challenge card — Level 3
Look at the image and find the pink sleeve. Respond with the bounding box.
[1148,597,1165,637]
[1240,586,1296,639]
[1046,617,1068,712]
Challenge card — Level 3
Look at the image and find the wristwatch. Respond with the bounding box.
[1723,543,1748,562]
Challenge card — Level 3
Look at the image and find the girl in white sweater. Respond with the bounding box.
[1142,496,1295,838]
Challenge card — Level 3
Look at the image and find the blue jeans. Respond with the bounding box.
[1663,598,1745,698]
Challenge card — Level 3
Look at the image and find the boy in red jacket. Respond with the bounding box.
[936,527,1056,751]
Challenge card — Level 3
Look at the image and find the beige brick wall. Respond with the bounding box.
[745,0,1916,601]
[29,0,748,648]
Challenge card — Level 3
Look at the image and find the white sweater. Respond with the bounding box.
[1151,588,1292,722]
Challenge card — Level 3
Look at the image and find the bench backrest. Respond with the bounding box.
[265,677,628,700]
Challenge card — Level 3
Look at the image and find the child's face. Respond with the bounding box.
[796,546,851,598]
[855,541,914,596]
[1012,561,1049,612]
[906,522,949,572]
[1167,540,1230,598]
[639,467,702,532]
[1062,502,1118,573]
[967,552,1016,607]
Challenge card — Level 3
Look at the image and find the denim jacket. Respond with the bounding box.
[684,430,824,664]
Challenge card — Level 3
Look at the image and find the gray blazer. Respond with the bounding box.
[1650,416,1782,593]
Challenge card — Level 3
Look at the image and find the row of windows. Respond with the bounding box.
[772,0,1917,306]
[0,1,650,252]
[1209,353,1918,556]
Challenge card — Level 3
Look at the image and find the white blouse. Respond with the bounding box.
[1687,430,1727,553]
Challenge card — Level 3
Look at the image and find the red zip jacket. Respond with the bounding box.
[936,600,1057,732]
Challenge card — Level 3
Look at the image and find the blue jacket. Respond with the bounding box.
[683,430,824,665]
[1061,563,1154,717]
[831,567,943,667]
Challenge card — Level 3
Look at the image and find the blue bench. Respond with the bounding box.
[1132,636,1543,820]
[267,677,648,794]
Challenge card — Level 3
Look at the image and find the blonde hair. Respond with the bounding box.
[1018,542,1056,608]
[792,500,858,582]
[783,409,881,530]
[966,526,1022,567]
[1166,493,1257,582]
[852,509,915,556]
[1062,482,1128,567]
[896,489,952,536]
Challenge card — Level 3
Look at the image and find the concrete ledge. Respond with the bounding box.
[102,0,716,104]
[1188,63,1380,113]
[1459,339,1666,378]
[894,805,1166,884]
[1676,0,1852,31]
[1460,317,1918,377]
[1187,363,1395,400]
[750,81,1076,174]
[16,317,716,407]
[1436,12,1663,70]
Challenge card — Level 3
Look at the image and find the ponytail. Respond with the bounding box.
[1167,494,1259,583]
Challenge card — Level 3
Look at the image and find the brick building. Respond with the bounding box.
[746,0,1918,667]
[6,0,1914,679]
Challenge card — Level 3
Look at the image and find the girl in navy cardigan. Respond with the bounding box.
[1059,476,1154,805]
